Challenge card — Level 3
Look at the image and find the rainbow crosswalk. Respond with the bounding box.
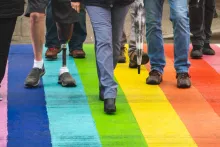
[0,44,220,147]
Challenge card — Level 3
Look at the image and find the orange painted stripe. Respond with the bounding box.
[146,44,220,146]
[164,44,220,116]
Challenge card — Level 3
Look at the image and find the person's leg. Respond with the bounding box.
[86,6,118,113]
[118,31,127,63]
[69,6,87,58]
[189,0,205,59]
[169,0,191,88]
[144,0,164,85]
[45,0,61,59]
[112,6,130,67]
[52,0,79,87]
[203,0,215,55]
[0,18,17,100]
[128,0,149,68]
[24,0,48,87]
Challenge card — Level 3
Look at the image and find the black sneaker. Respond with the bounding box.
[104,98,116,114]
[146,70,162,85]
[24,66,45,88]
[202,43,215,55]
[176,73,191,88]
[58,72,76,87]
[118,46,126,63]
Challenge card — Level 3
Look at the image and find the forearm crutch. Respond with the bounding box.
[135,2,145,74]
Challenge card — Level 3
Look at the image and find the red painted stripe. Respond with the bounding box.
[164,44,220,116]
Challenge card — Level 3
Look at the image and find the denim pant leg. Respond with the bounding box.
[144,0,165,74]
[86,6,118,99]
[169,0,191,73]
[45,0,60,48]
[68,7,87,51]
[112,6,130,68]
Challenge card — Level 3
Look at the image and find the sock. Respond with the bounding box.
[59,67,69,75]
[33,59,43,69]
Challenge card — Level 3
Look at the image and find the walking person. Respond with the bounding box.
[0,0,24,100]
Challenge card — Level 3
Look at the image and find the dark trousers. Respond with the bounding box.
[189,0,215,46]
[0,17,17,84]
[45,0,87,51]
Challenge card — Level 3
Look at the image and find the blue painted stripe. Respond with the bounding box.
[7,45,52,147]
[42,46,101,146]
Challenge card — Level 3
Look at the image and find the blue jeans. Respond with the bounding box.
[45,0,87,51]
[86,6,129,99]
[144,0,190,73]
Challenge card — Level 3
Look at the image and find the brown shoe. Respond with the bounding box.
[176,73,191,88]
[146,70,162,85]
[129,51,149,68]
[69,49,86,58]
[118,46,126,63]
[45,47,61,59]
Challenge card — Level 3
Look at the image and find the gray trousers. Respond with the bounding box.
[86,5,129,99]
[121,0,145,57]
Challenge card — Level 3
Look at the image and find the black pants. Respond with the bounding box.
[0,17,17,84]
[189,0,215,46]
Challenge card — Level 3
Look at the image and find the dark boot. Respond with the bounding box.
[104,98,116,114]
[146,70,162,85]
[176,73,191,88]
[190,45,203,59]
[202,43,215,55]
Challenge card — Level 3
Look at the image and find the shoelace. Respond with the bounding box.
[149,70,161,76]
[177,73,190,79]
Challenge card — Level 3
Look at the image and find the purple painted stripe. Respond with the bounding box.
[0,64,8,147]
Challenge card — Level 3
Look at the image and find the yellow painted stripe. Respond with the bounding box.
[114,51,197,147]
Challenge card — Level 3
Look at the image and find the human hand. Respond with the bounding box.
[71,2,80,13]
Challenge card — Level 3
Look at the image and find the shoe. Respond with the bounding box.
[24,66,45,88]
[104,98,116,114]
[118,46,126,63]
[58,72,76,87]
[146,70,162,85]
[69,49,86,58]
[176,73,191,88]
[0,92,2,101]
[129,52,149,68]
[190,45,203,59]
[99,86,104,101]
[202,43,215,55]
[45,47,61,59]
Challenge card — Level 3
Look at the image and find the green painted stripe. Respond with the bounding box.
[75,44,147,147]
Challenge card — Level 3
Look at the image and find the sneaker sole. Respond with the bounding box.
[69,54,85,58]
[146,78,163,85]
[58,81,76,87]
[24,71,45,88]
[177,84,191,89]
